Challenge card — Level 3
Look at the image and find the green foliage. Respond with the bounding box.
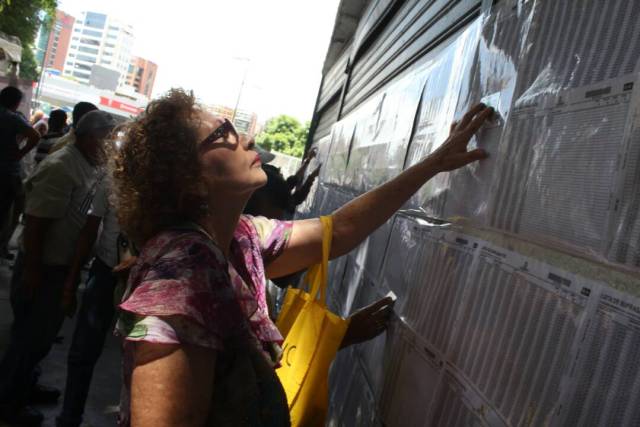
[0,0,57,81]
[19,46,38,80]
[256,115,310,158]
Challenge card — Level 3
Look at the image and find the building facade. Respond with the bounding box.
[233,109,258,135]
[35,10,75,73]
[126,56,157,98]
[38,71,147,120]
[63,11,134,88]
[205,104,258,135]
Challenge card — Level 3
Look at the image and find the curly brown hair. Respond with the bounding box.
[111,88,208,244]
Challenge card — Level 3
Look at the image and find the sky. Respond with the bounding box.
[57,0,341,123]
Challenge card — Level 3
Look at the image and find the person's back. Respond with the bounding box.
[0,87,40,240]
[35,109,67,165]
[49,102,97,154]
[25,143,100,265]
[0,100,30,176]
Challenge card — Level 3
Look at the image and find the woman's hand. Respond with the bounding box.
[340,296,395,348]
[304,146,318,164]
[428,103,493,172]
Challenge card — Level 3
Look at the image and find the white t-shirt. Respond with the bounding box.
[24,144,99,266]
[89,177,120,268]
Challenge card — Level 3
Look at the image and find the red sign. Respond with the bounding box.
[99,96,143,115]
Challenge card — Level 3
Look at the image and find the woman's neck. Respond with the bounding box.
[197,194,248,257]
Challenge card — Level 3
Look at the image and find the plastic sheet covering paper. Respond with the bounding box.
[323,214,640,425]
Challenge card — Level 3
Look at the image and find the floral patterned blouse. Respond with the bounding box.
[116,215,293,426]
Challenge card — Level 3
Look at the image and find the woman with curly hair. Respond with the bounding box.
[112,88,492,426]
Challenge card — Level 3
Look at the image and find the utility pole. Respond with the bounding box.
[231,57,250,123]
[34,12,53,109]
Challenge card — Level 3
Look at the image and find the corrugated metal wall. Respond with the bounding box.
[299,0,640,425]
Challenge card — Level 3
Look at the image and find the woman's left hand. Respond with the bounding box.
[428,103,494,172]
[341,296,395,348]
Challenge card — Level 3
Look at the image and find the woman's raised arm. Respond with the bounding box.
[266,104,493,279]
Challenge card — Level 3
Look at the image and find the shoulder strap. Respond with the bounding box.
[308,215,333,304]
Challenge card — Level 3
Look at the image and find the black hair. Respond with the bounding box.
[48,109,67,133]
[0,86,23,110]
[72,102,98,129]
[245,164,291,216]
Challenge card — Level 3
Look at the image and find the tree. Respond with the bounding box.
[0,0,57,81]
[256,115,310,158]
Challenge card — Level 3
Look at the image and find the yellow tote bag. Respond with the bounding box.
[276,216,350,427]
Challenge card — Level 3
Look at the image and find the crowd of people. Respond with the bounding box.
[0,85,491,426]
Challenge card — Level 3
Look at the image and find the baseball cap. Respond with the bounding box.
[75,110,116,137]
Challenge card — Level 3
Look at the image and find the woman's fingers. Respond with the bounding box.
[359,296,394,315]
[457,103,487,129]
[462,106,494,138]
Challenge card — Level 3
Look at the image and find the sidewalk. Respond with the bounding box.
[0,257,121,427]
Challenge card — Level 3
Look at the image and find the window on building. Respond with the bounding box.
[74,28,80,32]
[84,12,107,29]
[103,51,113,57]
[66,61,73,66]
[108,25,119,31]
[80,38,100,46]
[107,34,117,39]
[68,53,75,58]
[76,54,96,63]
[72,70,90,79]
[72,37,79,41]
[102,60,112,65]
[78,46,99,55]
[82,29,102,38]
[74,63,92,72]
[70,45,78,50]
[105,43,116,49]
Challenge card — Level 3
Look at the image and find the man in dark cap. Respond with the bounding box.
[49,101,98,154]
[34,109,67,164]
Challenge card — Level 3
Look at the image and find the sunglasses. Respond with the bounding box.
[200,118,239,148]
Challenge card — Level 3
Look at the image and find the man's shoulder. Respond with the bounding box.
[0,108,28,126]
[49,131,74,152]
[44,144,73,162]
[31,146,77,180]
